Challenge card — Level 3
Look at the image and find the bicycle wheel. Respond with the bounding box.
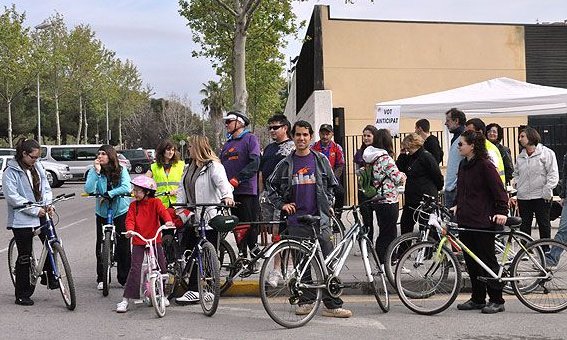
[330,216,345,248]
[52,242,76,310]
[8,237,17,287]
[511,239,567,313]
[395,241,461,315]
[259,240,323,329]
[384,232,434,288]
[495,231,534,294]
[198,241,220,316]
[101,231,112,297]
[218,239,237,295]
[150,274,167,317]
[364,238,389,312]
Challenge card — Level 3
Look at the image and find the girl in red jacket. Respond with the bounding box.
[116,176,173,313]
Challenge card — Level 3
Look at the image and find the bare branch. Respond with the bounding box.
[212,0,238,17]
[243,0,262,31]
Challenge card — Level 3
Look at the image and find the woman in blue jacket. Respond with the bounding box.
[3,138,54,306]
[84,145,131,290]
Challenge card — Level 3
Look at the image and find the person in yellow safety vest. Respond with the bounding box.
[146,140,186,208]
[465,118,506,186]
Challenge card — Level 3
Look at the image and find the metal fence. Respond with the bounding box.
[341,124,566,205]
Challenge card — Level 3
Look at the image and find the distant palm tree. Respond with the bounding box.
[200,80,225,148]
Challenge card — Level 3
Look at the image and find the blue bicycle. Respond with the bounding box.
[8,193,77,310]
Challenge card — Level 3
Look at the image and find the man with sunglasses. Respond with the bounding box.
[221,110,261,257]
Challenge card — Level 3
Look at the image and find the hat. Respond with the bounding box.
[223,110,250,126]
[319,124,333,132]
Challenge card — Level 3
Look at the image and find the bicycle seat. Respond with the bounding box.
[505,216,522,228]
[297,215,320,225]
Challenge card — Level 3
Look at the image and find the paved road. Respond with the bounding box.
[0,183,565,339]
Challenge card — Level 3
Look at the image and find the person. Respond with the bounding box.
[2,138,55,306]
[311,124,346,217]
[146,139,185,208]
[267,120,352,318]
[486,123,514,185]
[415,119,443,164]
[465,118,506,186]
[396,133,444,240]
[116,176,174,313]
[362,129,406,263]
[84,145,132,290]
[176,135,235,304]
[443,108,466,208]
[454,130,509,314]
[220,110,261,257]
[546,152,567,266]
[259,114,295,286]
[510,126,559,241]
[353,125,380,247]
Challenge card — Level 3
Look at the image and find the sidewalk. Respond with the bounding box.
[223,216,562,297]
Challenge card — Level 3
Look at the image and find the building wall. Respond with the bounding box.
[319,5,529,135]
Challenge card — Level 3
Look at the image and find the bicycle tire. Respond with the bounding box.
[198,241,220,316]
[101,231,112,297]
[219,239,237,295]
[52,242,76,310]
[395,241,461,315]
[364,238,389,312]
[511,239,567,313]
[384,232,434,289]
[495,231,535,294]
[8,237,17,287]
[150,275,167,317]
[259,240,323,329]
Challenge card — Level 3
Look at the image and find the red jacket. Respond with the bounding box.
[311,140,345,170]
[126,197,172,246]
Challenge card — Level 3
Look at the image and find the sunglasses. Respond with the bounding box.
[26,153,39,160]
[268,125,284,131]
[457,142,465,147]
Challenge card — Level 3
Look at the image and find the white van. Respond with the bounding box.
[41,144,102,180]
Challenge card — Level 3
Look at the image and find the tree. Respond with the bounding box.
[200,80,226,147]
[0,5,34,147]
[179,0,301,117]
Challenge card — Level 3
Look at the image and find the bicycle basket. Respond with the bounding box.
[208,215,239,232]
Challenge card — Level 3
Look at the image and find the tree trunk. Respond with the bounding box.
[119,113,123,148]
[55,91,61,145]
[7,98,13,148]
[83,105,88,143]
[76,95,83,143]
[232,20,248,113]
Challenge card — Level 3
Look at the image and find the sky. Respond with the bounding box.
[6,0,567,112]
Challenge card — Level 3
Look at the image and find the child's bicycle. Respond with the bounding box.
[7,193,77,310]
[122,224,176,318]
[82,192,133,296]
[170,202,234,316]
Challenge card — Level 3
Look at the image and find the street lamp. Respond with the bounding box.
[35,20,53,144]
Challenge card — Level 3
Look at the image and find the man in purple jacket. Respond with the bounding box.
[221,110,261,256]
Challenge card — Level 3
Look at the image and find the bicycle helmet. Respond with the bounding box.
[223,110,250,127]
[209,214,239,233]
[131,176,157,191]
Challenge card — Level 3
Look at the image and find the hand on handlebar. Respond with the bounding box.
[38,208,47,217]
[492,214,508,226]
[222,197,235,207]
[282,203,296,215]
[165,221,175,228]
[124,230,134,238]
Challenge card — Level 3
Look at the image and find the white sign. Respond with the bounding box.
[375,105,401,136]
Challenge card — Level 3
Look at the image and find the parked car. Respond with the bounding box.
[0,148,16,156]
[0,155,9,197]
[117,153,132,172]
[41,144,102,180]
[0,154,72,189]
[118,149,152,174]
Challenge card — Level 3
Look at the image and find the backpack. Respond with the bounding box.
[358,154,390,199]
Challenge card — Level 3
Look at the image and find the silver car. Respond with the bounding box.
[0,154,72,190]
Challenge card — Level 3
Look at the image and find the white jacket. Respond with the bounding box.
[513,144,559,200]
[177,160,234,226]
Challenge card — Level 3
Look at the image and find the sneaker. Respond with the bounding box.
[97,282,104,290]
[457,299,486,310]
[15,297,34,306]
[164,298,170,307]
[322,307,352,318]
[295,304,314,315]
[175,290,199,304]
[116,300,128,313]
[267,270,283,288]
[481,302,505,314]
[48,278,60,290]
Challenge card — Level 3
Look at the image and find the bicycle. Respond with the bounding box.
[7,193,77,310]
[82,192,132,297]
[259,197,389,329]
[384,194,534,294]
[169,202,231,316]
[122,224,176,318]
[394,214,567,315]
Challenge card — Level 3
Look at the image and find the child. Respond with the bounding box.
[116,176,174,313]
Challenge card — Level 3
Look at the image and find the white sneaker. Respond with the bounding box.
[116,300,128,313]
[267,270,283,288]
[164,298,170,307]
[97,282,104,290]
[176,290,200,304]
[295,303,314,315]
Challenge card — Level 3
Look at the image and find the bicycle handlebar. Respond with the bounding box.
[121,225,177,243]
[14,192,75,210]
[171,202,233,209]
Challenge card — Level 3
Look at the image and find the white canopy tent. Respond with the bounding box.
[376,77,567,118]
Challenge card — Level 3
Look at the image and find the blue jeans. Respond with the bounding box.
[547,202,567,265]
[444,189,457,209]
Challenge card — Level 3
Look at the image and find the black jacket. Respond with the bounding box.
[424,135,443,164]
[396,147,444,205]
